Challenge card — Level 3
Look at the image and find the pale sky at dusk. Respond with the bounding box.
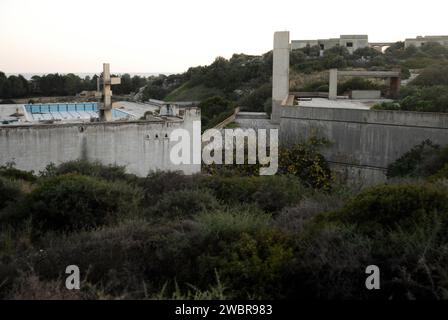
[0,0,446,74]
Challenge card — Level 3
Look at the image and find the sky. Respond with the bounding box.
[0,0,446,74]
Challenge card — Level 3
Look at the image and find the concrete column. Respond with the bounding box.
[329,68,338,100]
[99,63,120,122]
[390,77,400,99]
[271,31,290,124]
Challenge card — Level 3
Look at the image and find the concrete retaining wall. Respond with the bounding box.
[280,106,448,183]
[0,110,201,176]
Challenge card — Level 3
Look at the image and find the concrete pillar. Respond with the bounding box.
[390,77,400,99]
[271,31,290,124]
[99,63,120,122]
[329,68,338,100]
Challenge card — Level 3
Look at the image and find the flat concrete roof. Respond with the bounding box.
[297,98,392,110]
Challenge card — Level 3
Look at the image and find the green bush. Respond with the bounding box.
[430,164,448,181]
[338,77,380,95]
[278,139,333,190]
[0,177,22,211]
[375,214,448,299]
[192,208,293,299]
[18,174,141,234]
[21,220,162,296]
[0,163,36,182]
[40,160,132,182]
[326,183,448,233]
[290,224,374,299]
[411,64,448,86]
[387,140,448,178]
[200,96,235,130]
[383,86,448,113]
[138,171,201,205]
[145,189,220,220]
[202,175,304,213]
[238,83,271,112]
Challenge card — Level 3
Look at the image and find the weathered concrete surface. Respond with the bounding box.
[0,110,201,176]
[329,69,338,100]
[271,31,290,124]
[235,112,279,130]
[280,106,448,183]
[351,90,381,99]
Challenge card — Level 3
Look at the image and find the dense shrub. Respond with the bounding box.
[138,171,201,205]
[200,96,235,130]
[205,139,333,191]
[0,177,22,211]
[238,83,271,112]
[40,160,132,182]
[0,163,36,182]
[202,175,304,213]
[191,209,293,299]
[145,189,221,220]
[375,215,448,299]
[278,139,333,190]
[17,220,163,296]
[387,140,448,178]
[376,86,448,113]
[338,77,380,95]
[325,183,448,233]
[411,64,448,86]
[275,187,353,234]
[16,174,141,234]
[290,224,374,299]
[430,164,448,181]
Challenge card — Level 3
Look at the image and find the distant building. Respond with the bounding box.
[291,35,369,55]
[404,35,448,48]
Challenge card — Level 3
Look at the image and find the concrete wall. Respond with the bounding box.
[405,36,448,48]
[279,106,448,183]
[291,35,368,54]
[0,109,201,176]
[339,35,368,54]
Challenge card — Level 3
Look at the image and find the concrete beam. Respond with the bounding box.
[271,31,290,124]
[338,70,400,78]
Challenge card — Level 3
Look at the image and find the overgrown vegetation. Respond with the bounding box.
[1,138,448,299]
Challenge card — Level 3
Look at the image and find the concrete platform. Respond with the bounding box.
[297,98,392,110]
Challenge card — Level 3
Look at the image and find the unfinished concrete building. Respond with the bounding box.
[0,64,201,176]
[405,35,448,48]
[271,31,448,183]
[291,35,369,55]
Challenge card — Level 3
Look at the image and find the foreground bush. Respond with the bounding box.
[291,224,374,299]
[13,174,141,234]
[325,183,448,233]
[202,175,304,213]
[145,189,221,220]
[138,171,202,205]
[0,177,22,211]
[387,140,448,178]
[191,208,293,299]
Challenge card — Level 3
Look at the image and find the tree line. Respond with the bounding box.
[0,72,148,99]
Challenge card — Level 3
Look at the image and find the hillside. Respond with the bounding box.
[140,41,448,113]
